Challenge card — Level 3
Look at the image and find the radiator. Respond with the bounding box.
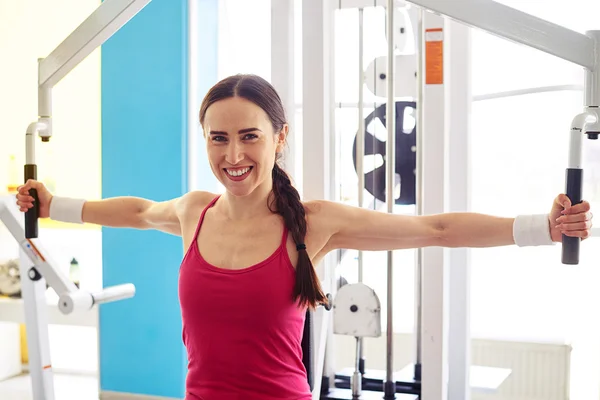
[471,339,571,400]
[333,334,571,400]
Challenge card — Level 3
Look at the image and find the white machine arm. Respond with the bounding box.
[39,0,151,89]
[407,0,595,69]
[0,201,135,313]
[405,0,600,264]
[25,0,152,240]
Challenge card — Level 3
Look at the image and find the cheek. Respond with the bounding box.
[206,147,222,167]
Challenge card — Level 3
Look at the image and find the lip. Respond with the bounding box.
[223,166,253,182]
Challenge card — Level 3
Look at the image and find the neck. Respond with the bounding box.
[219,180,275,220]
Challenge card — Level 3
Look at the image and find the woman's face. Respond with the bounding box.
[203,96,286,197]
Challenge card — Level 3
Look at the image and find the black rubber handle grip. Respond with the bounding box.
[24,165,39,239]
[562,168,583,265]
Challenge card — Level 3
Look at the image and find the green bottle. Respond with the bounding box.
[70,258,80,288]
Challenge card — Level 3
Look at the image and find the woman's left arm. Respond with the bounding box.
[317,194,593,252]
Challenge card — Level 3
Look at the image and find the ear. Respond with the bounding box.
[276,124,289,152]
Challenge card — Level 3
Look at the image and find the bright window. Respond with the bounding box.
[470,0,600,343]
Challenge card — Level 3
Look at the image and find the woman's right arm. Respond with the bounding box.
[82,197,182,235]
[17,180,184,236]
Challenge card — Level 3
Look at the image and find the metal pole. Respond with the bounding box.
[413,7,424,382]
[357,9,365,283]
[356,6,366,376]
[384,0,396,397]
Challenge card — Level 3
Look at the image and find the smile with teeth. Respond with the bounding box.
[225,167,252,177]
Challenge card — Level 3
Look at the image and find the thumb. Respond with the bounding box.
[556,193,571,211]
[22,179,44,195]
[25,179,43,189]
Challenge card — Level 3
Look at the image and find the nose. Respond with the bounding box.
[225,141,244,165]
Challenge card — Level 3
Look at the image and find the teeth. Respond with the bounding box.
[226,167,250,177]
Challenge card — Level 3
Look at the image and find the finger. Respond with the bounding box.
[562,229,591,239]
[556,194,572,209]
[23,179,42,191]
[16,193,35,203]
[15,200,32,213]
[567,201,591,214]
[556,211,592,224]
[557,220,592,231]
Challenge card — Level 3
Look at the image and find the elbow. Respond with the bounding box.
[432,219,451,247]
[133,200,155,230]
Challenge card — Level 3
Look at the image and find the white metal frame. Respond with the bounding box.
[271,0,299,188]
[29,0,152,144]
[0,199,135,400]
[300,0,337,396]
[13,1,150,398]
[418,10,449,400]
[300,1,600,400]
[445,19,472,400]
[408,1,600,398]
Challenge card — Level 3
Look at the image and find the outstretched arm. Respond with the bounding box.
[82,197,182,235]
[318,194,592,252]
[16,179,184,236]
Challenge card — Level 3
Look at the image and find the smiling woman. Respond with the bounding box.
[198,75,327,312]
[13,72,594,400]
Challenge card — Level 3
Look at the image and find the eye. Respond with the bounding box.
[211,135,227,142]
[243,133,258,140]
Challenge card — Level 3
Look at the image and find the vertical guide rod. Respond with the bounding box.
[414,7,424,380]
[356,6,366,375]
[357,8,365,283]
[384,0,396,397]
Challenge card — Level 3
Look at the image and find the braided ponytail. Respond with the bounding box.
[270,163,327,310]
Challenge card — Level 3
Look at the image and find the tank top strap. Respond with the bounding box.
[280,224,290,250]
[191,194,220,242]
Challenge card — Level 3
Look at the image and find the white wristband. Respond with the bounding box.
[49,196,86,224]
[513,214,554,247]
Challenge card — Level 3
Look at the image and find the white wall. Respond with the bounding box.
[469,2,600,398]
[0,0,102,375]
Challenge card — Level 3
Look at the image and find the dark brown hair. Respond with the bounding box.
[199,74,327,310]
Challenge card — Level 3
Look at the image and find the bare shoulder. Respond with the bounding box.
[303,199,344,221]
[302,200,342,255]
[176,190,219,219]
[176,191,219,248]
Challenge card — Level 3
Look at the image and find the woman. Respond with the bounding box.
[16,74,593,400]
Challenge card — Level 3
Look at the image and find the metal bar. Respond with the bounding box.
[472,84,583,102]
[357,6,366,371]
[357,8,365,283]
[302,0,335,395]
[271,0,297,185]
[385,0,396,391]
[406,0,594,69]
[447,20,472,400]
[414,6,424,374]
[39,0,151,88]
[420,11,449,399]
[335,0,400,9]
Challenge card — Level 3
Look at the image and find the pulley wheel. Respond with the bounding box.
[352,101,417,205]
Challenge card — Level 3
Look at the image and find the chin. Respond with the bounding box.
[220,174,255,198]
[225,186,255,197]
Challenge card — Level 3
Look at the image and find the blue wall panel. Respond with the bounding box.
[100,0,218,397]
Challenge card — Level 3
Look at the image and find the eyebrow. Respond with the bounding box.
[209,128,261,135]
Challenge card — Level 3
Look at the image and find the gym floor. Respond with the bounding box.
[0,372,98,399]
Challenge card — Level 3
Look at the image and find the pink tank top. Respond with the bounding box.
[178,195,311,400]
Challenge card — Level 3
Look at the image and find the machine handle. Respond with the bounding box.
[92,283,136,305]
[58,284,136,315]
[24,164,39,239]
[562,168,583,265]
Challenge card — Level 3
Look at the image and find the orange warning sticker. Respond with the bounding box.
[425,28,443,85]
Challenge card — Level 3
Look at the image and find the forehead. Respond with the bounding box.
[204,97,271,130]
